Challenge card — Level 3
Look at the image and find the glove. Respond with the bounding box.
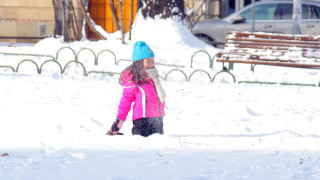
[106,131,124,136]
[106,119,124,136]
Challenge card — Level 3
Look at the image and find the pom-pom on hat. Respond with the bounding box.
[132,41,155,62]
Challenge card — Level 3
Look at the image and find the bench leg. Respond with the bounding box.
[251,64,256,71]
[222,62,233,71]
[229,63,234,70]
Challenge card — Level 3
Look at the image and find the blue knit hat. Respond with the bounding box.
[132,41,155,62]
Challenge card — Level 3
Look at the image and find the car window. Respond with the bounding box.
[240,3,276,20]
[310,5,320,19]
[274,3,293,20]
[302,4,309,19]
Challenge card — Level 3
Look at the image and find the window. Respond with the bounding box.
[274,3,293,20]
[273,3,320,20]
[302,4,309,19]
[241,3,276,20]
[310,5,320,19]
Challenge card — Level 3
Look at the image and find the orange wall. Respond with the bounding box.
[89,0,138,39]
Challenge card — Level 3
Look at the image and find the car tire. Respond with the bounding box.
[194,34,216,47]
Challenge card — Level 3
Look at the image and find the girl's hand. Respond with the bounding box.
[106,131,124,136]
[106,119,125,136]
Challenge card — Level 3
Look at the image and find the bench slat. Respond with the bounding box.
[217,58,320,69]
[221,49,320,59]
[226,38,320,47]
[218,54,299,62]
[225,43,320,51]
[228,31,320,42]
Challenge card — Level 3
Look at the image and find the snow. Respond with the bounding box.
[1,13,320,179]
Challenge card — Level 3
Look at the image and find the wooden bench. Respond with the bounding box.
[213,31,320,86]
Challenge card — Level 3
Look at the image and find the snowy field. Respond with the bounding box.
[1,15,320,179]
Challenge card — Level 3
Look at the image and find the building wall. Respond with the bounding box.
[187,0,257,19]
[185,0,220,20]
[0,0,54,43]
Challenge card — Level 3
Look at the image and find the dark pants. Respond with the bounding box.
[132,117,164,137]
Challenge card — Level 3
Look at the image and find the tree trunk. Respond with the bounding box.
[139,0,185,20]
[55,0,72,41]
[60,0,66,38]
[109,0,121,31]
[188,0,204,30]
[119,0,125,44]
[66,1,77,41]
[78,0,107,40]
[52,0,58,38]
[129,0,133,40]
[70,0,80,39]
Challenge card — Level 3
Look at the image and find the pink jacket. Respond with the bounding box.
[117,71,165,121]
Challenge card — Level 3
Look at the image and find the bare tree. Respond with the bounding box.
[139,0,185,20]
[109,0,121,31]
[185,0,204,30]
[108,0,127,44]
[52,0,58,38]
[53,0,79,41]
[69,1,80,38]
[53,0,189,42]
[53,0,107,41]
[119,0,125,44]
[129,0,134,40]
[78,0,107,40]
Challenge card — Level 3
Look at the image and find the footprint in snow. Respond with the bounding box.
[90,117,104,126]
[246,107,261,117]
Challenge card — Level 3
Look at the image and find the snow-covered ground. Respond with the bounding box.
[1,15,320,180]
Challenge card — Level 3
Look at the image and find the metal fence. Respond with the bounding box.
[0,47,222,82]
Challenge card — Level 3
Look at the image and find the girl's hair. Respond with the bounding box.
[119,60,149,85]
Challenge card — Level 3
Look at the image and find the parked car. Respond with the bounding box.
[192,0,320,48]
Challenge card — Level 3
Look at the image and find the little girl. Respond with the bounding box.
[106,41,166,137]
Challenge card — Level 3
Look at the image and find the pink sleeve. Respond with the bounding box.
[116,79,137,121]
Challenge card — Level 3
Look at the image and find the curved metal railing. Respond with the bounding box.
[1,47,317,86]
